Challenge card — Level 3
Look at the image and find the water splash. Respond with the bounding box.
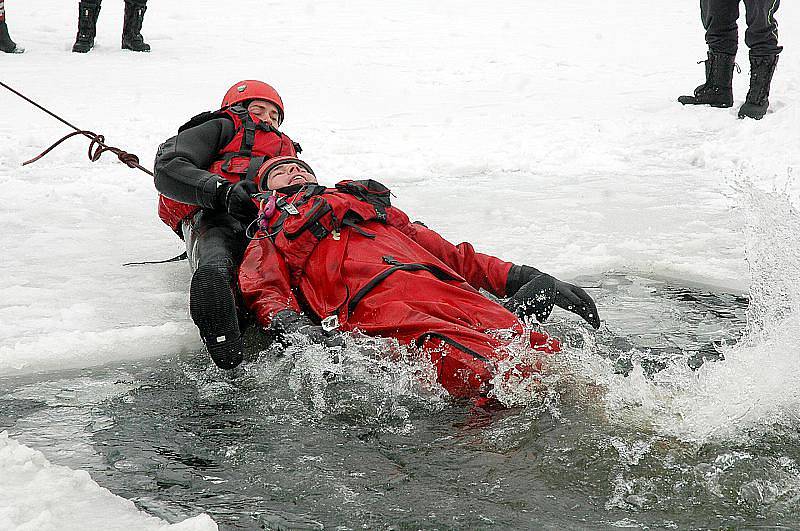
[245,333,449,433]
[578,181,800,443]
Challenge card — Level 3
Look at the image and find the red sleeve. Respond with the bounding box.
[405,221,513,297]
[238,238,301,328]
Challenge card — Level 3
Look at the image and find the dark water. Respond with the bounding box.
[4,273,800,530]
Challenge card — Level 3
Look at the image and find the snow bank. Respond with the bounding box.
[0,431,217,531]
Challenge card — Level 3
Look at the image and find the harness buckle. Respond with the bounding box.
[283,203,299,215]
[321,315,340,332]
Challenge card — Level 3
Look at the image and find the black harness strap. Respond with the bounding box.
[341,218,376,239]
[219,151,237,173]
[373,203,387,222]
[266,187,329,241]
[416,332,496,369]
[346,256,458,317]
[240,117,256,158]
[245,155,266,182]
[123,251,188,267]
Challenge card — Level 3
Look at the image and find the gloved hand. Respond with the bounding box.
[504,272,557,323]
[505,265,600,329]
[552,278,600,329]
[270,309,345,348]
[215,179,259,224]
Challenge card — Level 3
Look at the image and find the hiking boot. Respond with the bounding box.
[72,0,101,53]
[121,1,150,52]
[189,265,243,370]
[0,22,23,53]
[739,54,779,120]
[678,51,736,108]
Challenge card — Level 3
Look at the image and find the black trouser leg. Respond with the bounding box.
[701,0,740,56]
[743,0,782,56]
[183,210,246,280]
[182,210,248,369]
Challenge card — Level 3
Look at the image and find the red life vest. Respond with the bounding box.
[157,106,298,232]
[260,180,407,289]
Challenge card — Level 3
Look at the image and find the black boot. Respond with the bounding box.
[738,54,779,120]
[72,1,101,53]
[678,51,736,108]
[0,21,23,53]
[189,265,243,370]
[122,1,150,52]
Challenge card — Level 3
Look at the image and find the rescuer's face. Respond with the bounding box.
[267,163,317,190]
[247,99,281,128]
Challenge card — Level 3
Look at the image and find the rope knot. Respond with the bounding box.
[117,151,140,168]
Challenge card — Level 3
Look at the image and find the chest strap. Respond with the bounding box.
[346,256,458,317]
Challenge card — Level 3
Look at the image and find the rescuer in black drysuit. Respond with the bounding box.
[154,80,299,369]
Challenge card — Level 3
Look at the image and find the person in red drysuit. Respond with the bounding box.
[238,157,600,399]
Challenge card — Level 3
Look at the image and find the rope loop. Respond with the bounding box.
[22,128,152,176]
[1,81,152,177]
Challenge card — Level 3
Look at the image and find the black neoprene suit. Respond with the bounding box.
[154,117,246,288]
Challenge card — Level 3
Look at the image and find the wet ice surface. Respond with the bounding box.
[7,274,795,531]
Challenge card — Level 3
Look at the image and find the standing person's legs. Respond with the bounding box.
[739,0,781,119]
[183,210,249,369]
[679,0,740,107]
[743,0,781,56]
[0,0,24,53]
[701,0,741,55]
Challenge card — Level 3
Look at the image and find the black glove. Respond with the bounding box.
[270,309,345,348]
[552,278,600,329]
[215,179,259,224]
[505,265,600,329]
[505,272,557,323]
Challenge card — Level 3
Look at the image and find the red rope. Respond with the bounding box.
[1,81,153,176]
[22,129,149,174]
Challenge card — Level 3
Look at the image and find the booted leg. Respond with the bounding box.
[190,266,243,370]
[0,2,23,53]
[183,211,249,370]
[72,0,101,53]
[0,22,22,53]
[122,0,150,52]
[678,51,736,108]
[738,54,779,120]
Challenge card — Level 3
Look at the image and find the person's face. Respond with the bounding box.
[267,163,317,190]
[247,99,281,128]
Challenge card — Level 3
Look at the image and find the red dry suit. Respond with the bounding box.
[238,180,560,399]
[157,106,298,231]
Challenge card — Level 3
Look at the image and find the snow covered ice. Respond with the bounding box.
[1,0,799,528]
[0,431,216,530]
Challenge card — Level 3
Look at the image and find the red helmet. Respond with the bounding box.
[221,80,285,124]
[255,156,315,192]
